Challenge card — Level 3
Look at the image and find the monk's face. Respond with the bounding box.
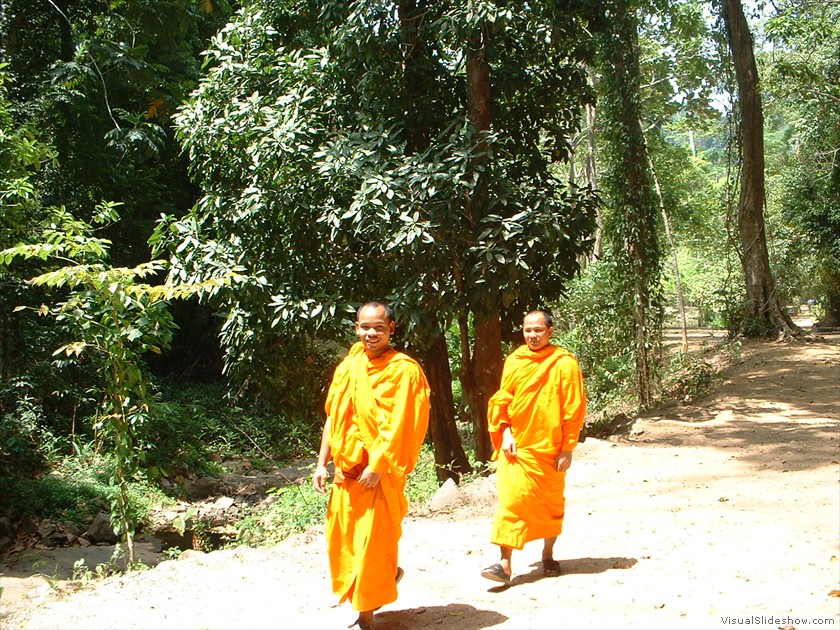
[355,304,395,358]
[522,312,553,352]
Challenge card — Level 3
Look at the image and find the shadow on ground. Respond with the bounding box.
[375,603,508,629]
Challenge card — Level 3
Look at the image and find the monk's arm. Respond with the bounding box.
[488,358,517,457]
[555,356,587,471]
[313,416,332,493]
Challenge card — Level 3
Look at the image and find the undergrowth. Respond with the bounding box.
[233,444,442,547]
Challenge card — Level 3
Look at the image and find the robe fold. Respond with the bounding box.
[324,341,430,612]
[487,344,586,550]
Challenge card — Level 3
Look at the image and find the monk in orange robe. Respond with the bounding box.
[313,301,430,630]
[481,309,586,583]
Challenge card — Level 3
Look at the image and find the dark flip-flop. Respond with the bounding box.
[481,562,512,584]
[543,558,561,577]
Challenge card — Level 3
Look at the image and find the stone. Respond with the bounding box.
[85,513,118,544]
[429,478,462,512]
[188,477,224,499]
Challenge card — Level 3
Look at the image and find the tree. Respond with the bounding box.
[762,1,840,326]
[398,0,471,480]
[594,0,662,408]
[721,0,799,337]
[167,0,597,467]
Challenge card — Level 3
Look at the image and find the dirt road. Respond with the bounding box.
[2,334,838,629]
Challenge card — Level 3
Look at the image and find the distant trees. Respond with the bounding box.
[761,1,840,327]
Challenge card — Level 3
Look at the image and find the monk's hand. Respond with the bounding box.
[313,465,329,494]
[555,450,573,472]
[358,468,381,488]
[501,426,517,459]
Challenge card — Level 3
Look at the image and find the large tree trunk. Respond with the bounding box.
[399,0,471,478]
[722,0,799,338]
[463,21,501,462]
[424,335,471,482]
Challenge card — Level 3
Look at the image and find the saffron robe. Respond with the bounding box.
[487,344,586,549]
[324,341,430,612]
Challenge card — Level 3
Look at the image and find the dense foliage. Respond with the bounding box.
[0,0,835,551]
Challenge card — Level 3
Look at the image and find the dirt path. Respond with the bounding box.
[2,333,838,630]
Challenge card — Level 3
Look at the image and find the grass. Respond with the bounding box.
[232,444,444,547]
[1,448,173,530]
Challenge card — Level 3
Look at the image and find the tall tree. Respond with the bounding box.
[398,0,471,481]
[595,0,662,407]
[721,0,799,337]
[461,13,500,463]
[168,0,597,465]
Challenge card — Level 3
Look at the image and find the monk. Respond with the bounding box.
[481,309,587,583]
[313,301,430,630]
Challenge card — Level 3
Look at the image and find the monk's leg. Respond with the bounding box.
[499,545,513,577]
[542,536,557,562]
[541,537,562,576]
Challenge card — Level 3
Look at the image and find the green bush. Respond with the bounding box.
[551,260,636,419]
[232,445,441,547]
[405,444,441,505]
[234,480,328,546]
[0,377,55,476]
[0,446,171,529]
[143,380,321,482]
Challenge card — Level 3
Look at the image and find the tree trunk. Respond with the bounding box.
[644,135,689,353]
[470,314,502,461]
[585,67,602,261]
[722,0,799,338]
[463,20,502,463]
[399,0,471,477]
[597,1,661,408]
[424,334,471,482]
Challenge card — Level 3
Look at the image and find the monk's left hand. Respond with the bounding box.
[358,467,382,488]
[555,450,573,472]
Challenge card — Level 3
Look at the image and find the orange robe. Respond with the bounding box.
[324,341,430,612]
[487,344,586,549]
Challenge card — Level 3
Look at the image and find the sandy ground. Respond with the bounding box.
[1,331,838,630]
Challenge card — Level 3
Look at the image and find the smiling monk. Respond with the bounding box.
[313,301,430,630]
[481,309,587,584]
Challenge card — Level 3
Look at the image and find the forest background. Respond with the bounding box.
[0,0,837,567]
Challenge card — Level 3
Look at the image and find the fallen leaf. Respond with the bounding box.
[829,589,840,598]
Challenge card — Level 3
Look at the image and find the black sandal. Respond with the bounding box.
[481,562,512,584]
[543,558,561,577]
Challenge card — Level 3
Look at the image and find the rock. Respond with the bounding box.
[460,476,497,510]
[85,513,118,544]
[59,521,82,537]
[277,467,305,483]
[178,548,206,561]
[212,496,235,510]
[188,477,224,499]
[19,516,38,536]
[429,478,462,512]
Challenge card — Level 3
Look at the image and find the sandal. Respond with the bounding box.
[481,562,512,584]
[543,558,561,577]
